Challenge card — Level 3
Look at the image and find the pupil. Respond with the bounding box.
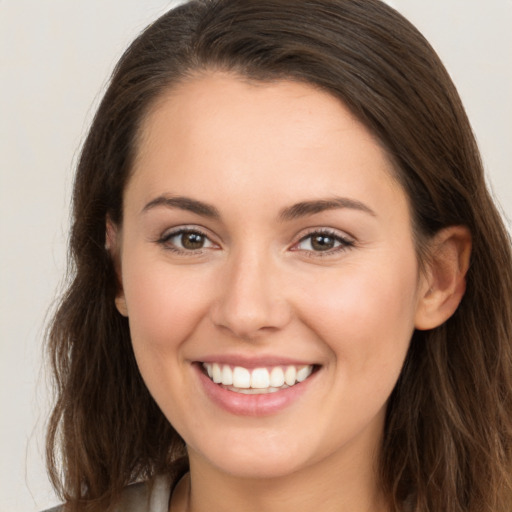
[182,232,204,249]
[311,235,334,251]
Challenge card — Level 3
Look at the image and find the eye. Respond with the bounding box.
[293,230,354,254]
[158,228,217,253]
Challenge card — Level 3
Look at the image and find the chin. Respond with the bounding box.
[212,452,310,480]
[188,434,314,480]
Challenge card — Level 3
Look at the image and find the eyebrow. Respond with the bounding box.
[279,197,376,221]
[141,194,375,221]
[142,195,221,219]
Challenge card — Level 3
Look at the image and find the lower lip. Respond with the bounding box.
[194,364,316,416]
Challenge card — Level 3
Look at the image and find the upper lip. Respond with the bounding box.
[196,354,318,369]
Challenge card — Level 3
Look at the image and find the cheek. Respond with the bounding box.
[121,257,214,428]
[121,256,211,355]
[296,257,419,375]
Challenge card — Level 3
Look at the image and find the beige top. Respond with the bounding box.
[115,475,172,512]
[43,475,172,512]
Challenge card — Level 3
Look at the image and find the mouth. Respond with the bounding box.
[201,362,317,395]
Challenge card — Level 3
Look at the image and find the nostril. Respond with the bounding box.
[210,296,292,340]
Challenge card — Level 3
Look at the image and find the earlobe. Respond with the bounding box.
[415,226,471,330]
[105,217,118,253]
[115,295,129,317]
[105,217,129,317]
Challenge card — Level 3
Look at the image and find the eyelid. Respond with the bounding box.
[290,227,355,255]
[154,225,354,256]
[156,225,220,253]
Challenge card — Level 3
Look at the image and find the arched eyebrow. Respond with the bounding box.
[142,195,220,219]
[279,197,376,221]
[141,194,375,220]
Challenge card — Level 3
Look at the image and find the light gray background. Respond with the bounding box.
[1,1,510,510]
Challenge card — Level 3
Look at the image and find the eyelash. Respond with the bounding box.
[156,227,355,257]
[292,229,355,257]
[156,227,216,255]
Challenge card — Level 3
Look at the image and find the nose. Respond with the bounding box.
[209,249,292,340]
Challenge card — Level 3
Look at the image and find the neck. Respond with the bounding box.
[171,446,389,512]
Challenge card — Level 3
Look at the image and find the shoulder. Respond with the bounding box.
[115,474,172,511]
[40,474,172,512]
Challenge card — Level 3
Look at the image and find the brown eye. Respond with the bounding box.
[159,228,216,252]
[181,232,206,250]
[310,234,336,251]
[294,230,354,254]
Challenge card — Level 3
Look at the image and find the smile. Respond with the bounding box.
[202,363,315,394]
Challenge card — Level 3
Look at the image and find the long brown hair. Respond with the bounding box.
[46,1,512,510]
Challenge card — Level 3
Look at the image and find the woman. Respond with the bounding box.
[45,0,512,511]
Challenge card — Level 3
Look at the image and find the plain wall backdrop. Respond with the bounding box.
[1,1,510,510]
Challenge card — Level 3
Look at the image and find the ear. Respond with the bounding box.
[106,217,129,317]
[415,226,471,330]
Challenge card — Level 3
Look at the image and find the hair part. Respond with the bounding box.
[46,1,512,511]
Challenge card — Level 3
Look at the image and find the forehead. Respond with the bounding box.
[136,73,392,164]
[126,72,405,220]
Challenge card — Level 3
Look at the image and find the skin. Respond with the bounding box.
[111,73,470,512]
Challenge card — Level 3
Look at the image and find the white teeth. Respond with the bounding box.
[232,366,251,388]
[251,368,270,389]
[212,363,222,383]
[284,366,296,386]
[297,365,313,382]
[221,365,233,385]
[202,363,314,392]
[269,367,285,387]
[234,387,281,394]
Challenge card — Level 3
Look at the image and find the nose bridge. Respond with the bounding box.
[211,244,290,339]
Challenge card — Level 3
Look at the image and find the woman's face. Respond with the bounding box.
[114,73,429,480]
